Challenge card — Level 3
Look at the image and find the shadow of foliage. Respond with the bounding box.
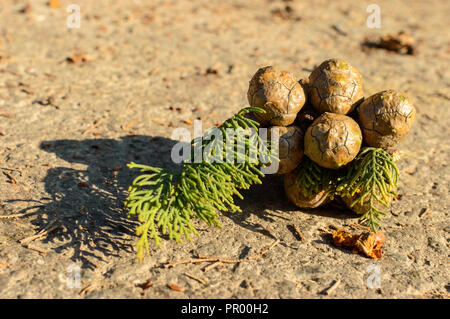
[20,135,179,269]
[222,173,355,239]
[9,134,355,269]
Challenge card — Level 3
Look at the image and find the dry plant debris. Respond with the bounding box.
[164,239,280,269]
[66,53,89,65]
[137,280,153,290]
[82,119,104,136]
[332,229,386,259]
[19,4,32,14]
[19,219,61,246]
[2,171,17,184]
[48,0,62,8]
[321,279,341,295]
[0,108,15,118]
[183,272,208,285]
[271,5,301,21]
[79,283,97,296]
[168,283,185,292]
[362,31,416,55]
[121,119,140,131]
[292,224,306,241]
[0,212,30,219]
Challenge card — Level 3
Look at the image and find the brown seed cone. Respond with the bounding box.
[268,125,304,174]
[308,59,364,115]
[357,90,416,148]
[284,168,330,208]
[247,66,306,126]
[304,112,362,169]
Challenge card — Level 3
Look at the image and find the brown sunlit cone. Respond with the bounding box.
[304,112,362,169]
[309,59,364,115]
[284,168,330,208]
[247,66,306,126]
[357,90,416,148]
[268,125,304,174]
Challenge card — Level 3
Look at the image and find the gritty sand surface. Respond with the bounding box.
[0,0,449,298]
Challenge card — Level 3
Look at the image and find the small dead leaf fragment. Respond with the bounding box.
[79,284,96,296]
[21,87,34,95]
[354,231,385,259]
[331,25,347,36]
[183,272,208,285]
[25,243,49,255]
[168,283,185,292]
[292,224,306,241]
[138,280,153,290]
[0,109,15,118]
[332,229,358,247]
[419,208,432,218]
[271,5,301,21]
[332,229,385,259]
[82,119,104,136]
[362,31,416,55]
[379,31,415,54]
[121,119,139,131]
[149,67,159,76]
[66,54,89,65]
[321,279,341,295]
[48,0,61,8]
[3,171,17,184]
[19,4,32,13]
[33,96,55,107]
[205,66,219,75]
[141,15,155,25]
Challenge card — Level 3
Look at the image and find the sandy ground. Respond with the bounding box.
[0,0,449,298]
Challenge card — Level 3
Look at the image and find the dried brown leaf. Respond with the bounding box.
[66,53,89,65]
[332,229,386,259]
[168,283,185,292]
[138,280,153,290]
[48,0,62,8]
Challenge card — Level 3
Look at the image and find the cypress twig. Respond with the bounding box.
[338,147,399,231]
[126,107,276,261]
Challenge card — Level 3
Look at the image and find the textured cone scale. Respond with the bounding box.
[268,125,304,174]
[284,168,330,208]
[304,112,362,169]
[309,59,364,115]
[357,90,416,148]
[247,66,306,126]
